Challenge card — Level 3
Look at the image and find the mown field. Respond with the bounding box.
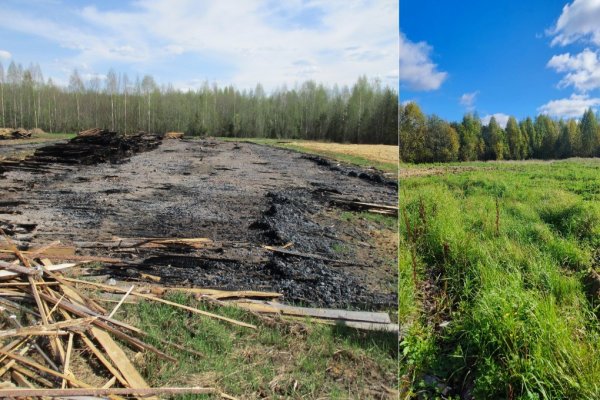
[399,159,600,399]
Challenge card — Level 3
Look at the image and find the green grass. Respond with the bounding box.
[399,159,600,399]
[117,293,398,398]
[33,132,76,140]
[217,137,399,174]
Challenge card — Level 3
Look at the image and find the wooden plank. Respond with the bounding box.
[282,315,399,332]
[0,317,96,339]
[89,327,156,398]
[0,281,60,287]
[232,300,392,324]
[0,263,75,280]
[154,287,282,300]
[61,333,74,389]
[79,333,129,387]
[0,260,40,276]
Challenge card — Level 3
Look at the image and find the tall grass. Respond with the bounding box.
[400,160,600,398]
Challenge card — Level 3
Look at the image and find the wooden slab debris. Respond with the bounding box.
[329,196,398,216]
[231,300,392,324]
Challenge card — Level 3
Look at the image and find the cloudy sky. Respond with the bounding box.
[0,0,398,90]
[401,0,600,126]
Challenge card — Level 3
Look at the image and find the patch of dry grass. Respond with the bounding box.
[289,141,398,165]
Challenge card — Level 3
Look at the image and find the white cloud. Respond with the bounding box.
[547,48,600,92]
[549,0,600,46]
[481,113,510,128]
[0,1,399,89]
[399,32,447,91]
[0,50,11,60]
[459,91,479,109]
[537,94,600,118]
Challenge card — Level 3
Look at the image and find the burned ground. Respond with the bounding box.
[0,138,397,310]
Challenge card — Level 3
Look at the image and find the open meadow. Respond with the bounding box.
[399,159,600,398]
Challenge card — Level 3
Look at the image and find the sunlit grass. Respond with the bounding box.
[400,159,600,399]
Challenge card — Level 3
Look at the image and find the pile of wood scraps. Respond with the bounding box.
[0,231,398,396]
[0,230,241,398]
[0,128,31,140]
[1,129,163,173]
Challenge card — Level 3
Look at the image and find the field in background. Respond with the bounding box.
[399,159,600,398]
[220,137,399,175]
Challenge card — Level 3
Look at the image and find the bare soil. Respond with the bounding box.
[1,139,398,310]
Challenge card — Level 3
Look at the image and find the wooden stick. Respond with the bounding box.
[108,285,134,318]
[102,375,117,389]
[11,363,55,388]
[0,281,60,287]
[61,332,74,389]
[0,260,40,276]
[11,370,35,388]
[0,317,96,338]
[64,277,257,329]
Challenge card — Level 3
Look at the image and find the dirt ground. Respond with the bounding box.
[1,138,398,310]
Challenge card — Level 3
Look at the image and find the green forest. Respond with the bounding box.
[400,102,600,162]
[0,61,398,144]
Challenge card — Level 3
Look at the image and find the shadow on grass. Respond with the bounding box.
[330,323,399,358]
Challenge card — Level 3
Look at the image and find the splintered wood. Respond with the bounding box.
[0,231,398,397]
[0,231,222,398]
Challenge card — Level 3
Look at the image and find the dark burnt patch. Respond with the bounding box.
[301,154,397,189]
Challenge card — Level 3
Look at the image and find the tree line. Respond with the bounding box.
[400,102,600,162]
[0,60,398,144]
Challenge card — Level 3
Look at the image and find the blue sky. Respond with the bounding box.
[0,0,397,91]
[400,0,600,126]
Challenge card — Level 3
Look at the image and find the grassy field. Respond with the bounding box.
[219,137,399,174]
[399,159,600,399]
